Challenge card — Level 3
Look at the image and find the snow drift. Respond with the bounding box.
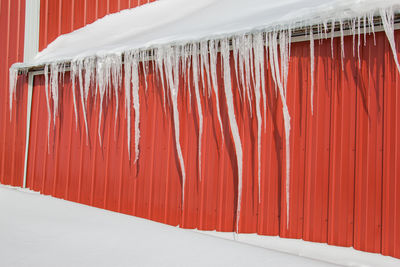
[9,0,400,231]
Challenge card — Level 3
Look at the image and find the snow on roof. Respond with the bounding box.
[34,0,399,64]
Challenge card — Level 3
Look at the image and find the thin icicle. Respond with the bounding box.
[96,57,107,145]
[232,37,243,100]
[192,43,204,181]
[268,33,277,97]
[380,8,400,74]
[156,48,167,111]
[131,51,141,163]
[50,63,59,125]
[331,19,335,58]
[111,54,123,137]
[310,28,315,115]
[358,17,361,68]
[221,39,243,233]
[209,39,224,141]
[77,60,90,144]
[200,41,212,98]
[44,65,51,153]
[140,50,148,92]
[70,61,79,131]
[165,46,186,208]
[124,52,132,159]
[253,32,263,203]
[339,19,345,70]
[271,31,291,229]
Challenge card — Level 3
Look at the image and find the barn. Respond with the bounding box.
[2,0,400,261]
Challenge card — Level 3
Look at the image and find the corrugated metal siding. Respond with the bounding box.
[1,0,399,260]
[0,0,26,187]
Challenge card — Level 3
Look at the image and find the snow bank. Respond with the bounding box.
[9,0,400,230]
[0,185,339,267]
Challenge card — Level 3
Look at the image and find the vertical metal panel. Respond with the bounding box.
[0,0,26,187]
[382,31,400,259]
[328,34,357,247]
[13,0,400,260]
[303,37,333,243]
[353,32,385,253]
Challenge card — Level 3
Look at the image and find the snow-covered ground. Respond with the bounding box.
[0,185,399,267]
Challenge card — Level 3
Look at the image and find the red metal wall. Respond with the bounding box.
[0,0,27,187]
[2,0,399,260]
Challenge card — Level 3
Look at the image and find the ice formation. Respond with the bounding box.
[8,0,400,231]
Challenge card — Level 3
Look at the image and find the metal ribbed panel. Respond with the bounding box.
[1,0,397,260]
[353,32,385,253]
[0,0,26,187]
[382,31,400,259]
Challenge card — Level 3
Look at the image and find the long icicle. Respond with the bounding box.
[166,46,186,210]
[192,43,204,181]
[70,61,79,131]
[221,39,243,233]
[131,51,141,163]
[271,31,291,229]
[44,65,51,153]
[77,60,90,144]
[253,32,263,204]
[124,52,132,159]
[209,39,224,141]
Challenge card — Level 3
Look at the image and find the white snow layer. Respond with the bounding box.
[0,185,344,267]
[9,0,400,231]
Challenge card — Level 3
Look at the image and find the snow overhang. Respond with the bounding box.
[11,0,400,71]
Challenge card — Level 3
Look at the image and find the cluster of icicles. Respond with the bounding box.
[9,8,400,231]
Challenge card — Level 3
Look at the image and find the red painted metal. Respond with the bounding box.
[1,0,400,260]
[0,0,27,187]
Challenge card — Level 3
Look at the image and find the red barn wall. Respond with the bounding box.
[1,0,399,260]
[0,0,27,187]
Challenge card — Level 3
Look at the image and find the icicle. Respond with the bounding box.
[208,39,224,141]
[369,12,376,46]
[243,35,253,114]
[9,66,18,119]
[232,37,243,100]
[358,17,361,68]
[111,54,123,137]
[221,39,243,233]
[77,59,90,144]
[44,65,51,153]
[363,15,367,46]
[310,28,315,115]
[271,30,291,229]
[131,51,141,163]
[124,52,133,159]
[165,46,186,207]
[96,57,107,145]
[254,33,267,130]
[352,18,357,57]
[200,41,212,98]
[140,50,148,92]
[50,63,59,125]
[331,19,335,58]
[70,61,79,131]
[380,8,400,75]
[192,43,204,181]
[339,19,345,70]
[84,57,95,103]
[156,47,167,111]
[268,32,277,96]
[253,32,263,203]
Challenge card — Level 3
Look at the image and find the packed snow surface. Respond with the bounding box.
[0,185,341,267]
[9,0,400,233]
[33,0,399,63]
